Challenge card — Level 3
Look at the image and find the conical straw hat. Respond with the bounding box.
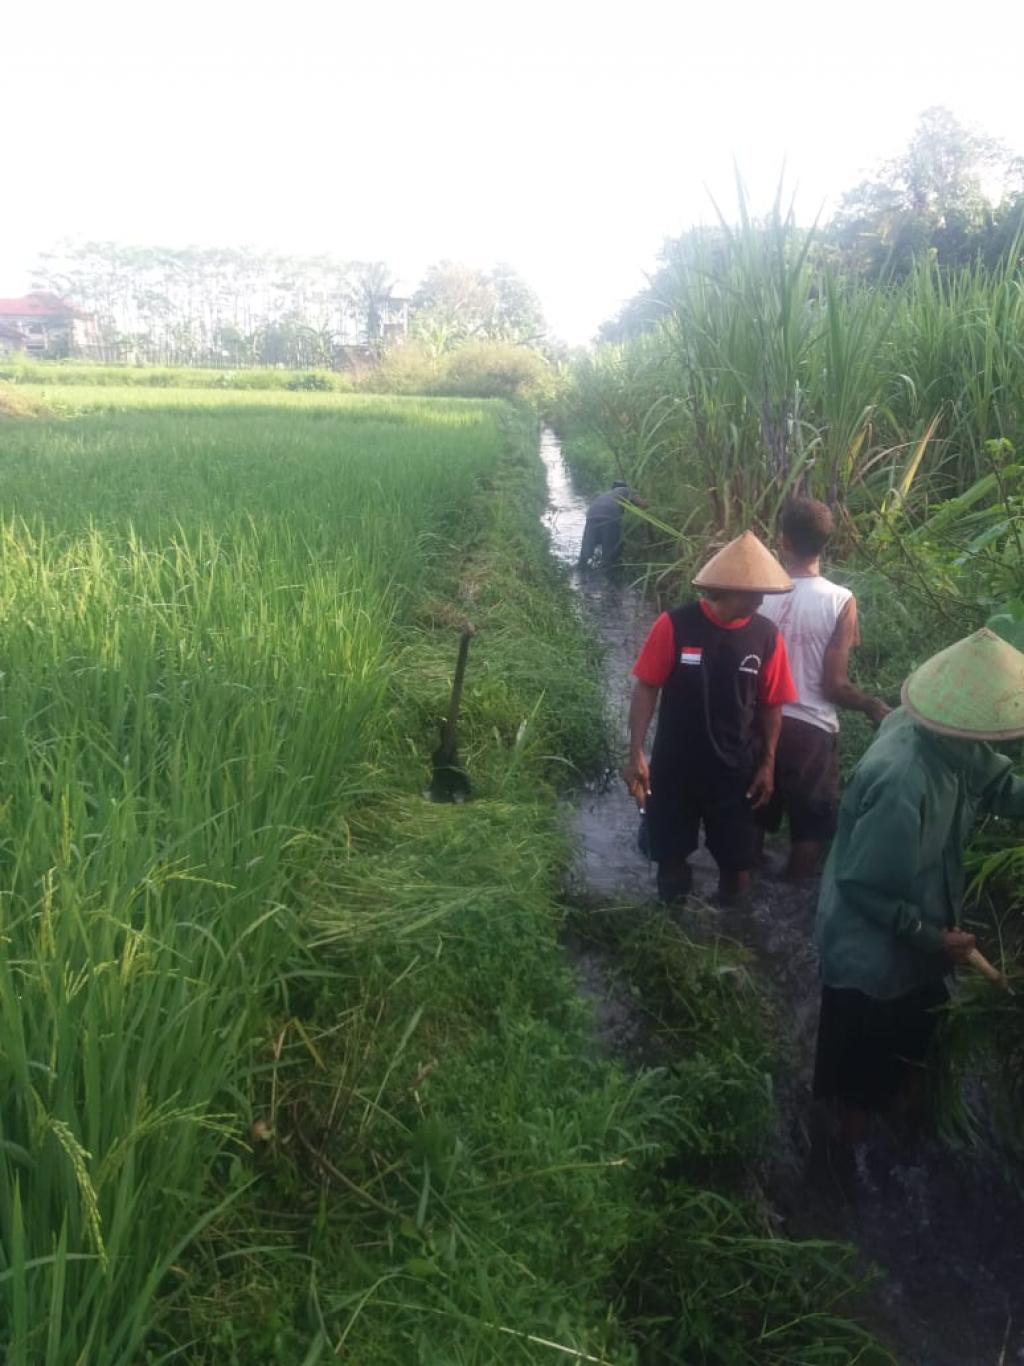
[693,531,794,594]
[901,628,1024,740]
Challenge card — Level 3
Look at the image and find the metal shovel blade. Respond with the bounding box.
[428,626,473,803]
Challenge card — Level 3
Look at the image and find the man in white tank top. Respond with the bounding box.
[757,498,890,880]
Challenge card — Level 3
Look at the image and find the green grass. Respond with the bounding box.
[0,359,347,389]
[5,383,497,421]
[560,211,1024,542]
[0,393,545,1359]
[0,388,887,1362]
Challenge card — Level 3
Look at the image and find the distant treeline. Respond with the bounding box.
[31,248,547,368]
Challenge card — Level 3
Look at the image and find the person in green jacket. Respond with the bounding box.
[814,627,1024,1145]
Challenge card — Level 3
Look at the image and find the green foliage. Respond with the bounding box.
[366,339,553,402]
[32,243,548,367]
[831,106,1024,278]
[365,340,442,394]
[0,393,526,1359]
[0,381,48,418]
[563,909,887,1363]
[0,384,885,1362]
[411,260,546,346]
[285,369,333,390]
[6,345,553,404]
[562,195,1024,581]
[434,339,552,401]
[0,358,351,390]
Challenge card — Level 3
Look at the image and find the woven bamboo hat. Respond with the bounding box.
[902,627,1024,740]
[693,531,794,595]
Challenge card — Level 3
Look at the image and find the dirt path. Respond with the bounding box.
[540,427,1024,1366]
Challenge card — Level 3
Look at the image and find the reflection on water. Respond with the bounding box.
[539,427,658,899]
[539,427,589,567]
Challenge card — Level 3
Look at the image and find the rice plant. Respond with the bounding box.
[0,395,508,1361]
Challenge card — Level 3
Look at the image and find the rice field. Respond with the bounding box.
[0,385,890,1363]
[0,392,534,1359]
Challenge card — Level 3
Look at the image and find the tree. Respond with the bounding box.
[488,263,546,342]
[411,262,546,348]
[348,261,395,351]
[830,107,1016,276]
[412,262,496,346]
[32,242,374,365]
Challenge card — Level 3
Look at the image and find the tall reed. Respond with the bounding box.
[565,202,1024,542]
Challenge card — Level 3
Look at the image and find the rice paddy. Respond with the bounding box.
[0,385,891,1362]
[0,392,550,1358]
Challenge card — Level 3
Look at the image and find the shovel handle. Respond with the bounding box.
[966,947,1009,991]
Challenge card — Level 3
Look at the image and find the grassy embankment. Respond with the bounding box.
[0,338,551,403]
[0,385,890,1362]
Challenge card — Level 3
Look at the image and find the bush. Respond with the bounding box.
[362,341,441,395]
[285,370,332,391]
[357,340,552,402]
[435,339,552,402]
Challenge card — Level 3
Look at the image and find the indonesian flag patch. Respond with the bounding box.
[679,646,703,666]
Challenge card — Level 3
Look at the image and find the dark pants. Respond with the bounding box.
[758,715,839,843]
[813,980,949,1113]
[578,516,622,567]
[645,764,759,874]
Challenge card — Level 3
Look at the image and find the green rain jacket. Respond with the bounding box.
[817,708,1024,1000]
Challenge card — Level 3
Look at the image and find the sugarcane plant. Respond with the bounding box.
[932,844,1024,1155]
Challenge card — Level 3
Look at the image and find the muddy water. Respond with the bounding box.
[539,427,1024,1366]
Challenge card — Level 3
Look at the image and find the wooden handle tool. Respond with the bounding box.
[966,947,1010,991]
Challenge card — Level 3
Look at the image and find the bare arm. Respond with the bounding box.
[623,680,658,799]
[746,704,782,809]
[822,598,890,727]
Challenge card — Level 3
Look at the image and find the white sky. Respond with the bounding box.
[5,0,1024,343]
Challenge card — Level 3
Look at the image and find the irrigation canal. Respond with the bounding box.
[539,426,1024,1366]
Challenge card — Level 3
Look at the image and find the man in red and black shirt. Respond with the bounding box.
[624,532,797,904]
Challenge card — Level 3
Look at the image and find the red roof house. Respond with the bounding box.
[0,292,102,358]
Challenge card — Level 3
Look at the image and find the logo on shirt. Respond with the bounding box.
[679,646,703,667]
[738,653,762,675]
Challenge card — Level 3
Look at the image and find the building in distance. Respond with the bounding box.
[0,292,103,359]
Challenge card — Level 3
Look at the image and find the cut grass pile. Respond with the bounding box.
[0,390,885,1362]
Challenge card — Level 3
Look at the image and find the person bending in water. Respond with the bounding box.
[623,531,796,905]
[578,481,647,569]
[757,497,890,880]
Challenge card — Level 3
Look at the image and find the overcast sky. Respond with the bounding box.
[5,0,1023,343]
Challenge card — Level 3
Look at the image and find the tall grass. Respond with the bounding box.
[0,397,508,1361]
[562,200,1024,543]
